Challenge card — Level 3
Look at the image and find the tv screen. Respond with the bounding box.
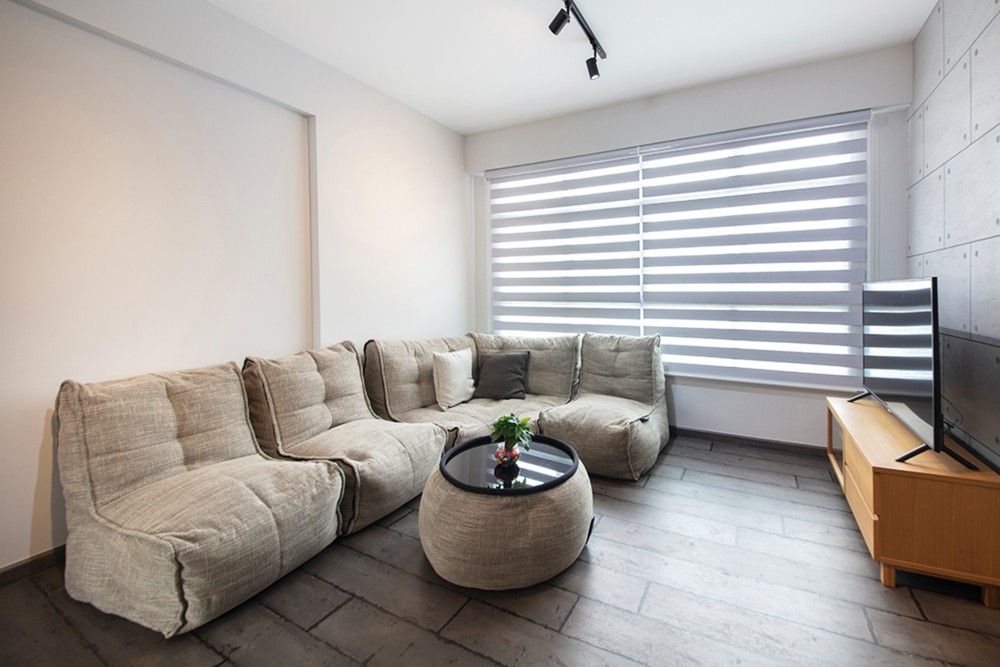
[857,278,977,470]
[860,278,941,451]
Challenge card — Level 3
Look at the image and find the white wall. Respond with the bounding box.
[468,46,915,448]
[0,0,469,571]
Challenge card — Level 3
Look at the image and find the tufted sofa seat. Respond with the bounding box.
[242,341,447,534]
[55,363,344,637]
[539,333,670,480]
[363,333,579,447]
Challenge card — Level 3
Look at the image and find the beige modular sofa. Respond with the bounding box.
[363,333,580,446]
[55,363,345,637]
[242,341,448,534]
[364,332,670,480]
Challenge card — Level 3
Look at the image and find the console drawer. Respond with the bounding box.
[843,435,874,510]
[844,464,876,558]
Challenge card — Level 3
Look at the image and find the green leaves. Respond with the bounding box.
[490,412,533,451]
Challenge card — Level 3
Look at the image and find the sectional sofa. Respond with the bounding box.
[54,331,668,636]
[364,332,670,480]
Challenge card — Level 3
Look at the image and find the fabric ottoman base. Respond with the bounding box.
[418,464,593,590]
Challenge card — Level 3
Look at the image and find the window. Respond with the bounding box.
[486,111,869,389]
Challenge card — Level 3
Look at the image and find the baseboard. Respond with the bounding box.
[673,427,825,458]
[0,546,64,588]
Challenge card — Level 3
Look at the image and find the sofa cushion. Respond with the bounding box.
[283,420,444,533]
[579,333,665,404]
[432,348,475,409]
[538,394,665,480]
[470,333,580,398]
[94,455,343,635]
[243,342,373,456]
[474,351,529,400]
[57,363,259,509]
[397,394,566,446]
[364,337,475,418]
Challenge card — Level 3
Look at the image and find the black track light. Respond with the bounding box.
[549,7,569,35]
[587,49,600,80]
[548,1,607,80]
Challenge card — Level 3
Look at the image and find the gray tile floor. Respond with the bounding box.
[4,436,1000,665]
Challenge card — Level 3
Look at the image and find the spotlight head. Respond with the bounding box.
[549,8,569,35]
[587,55,600,80]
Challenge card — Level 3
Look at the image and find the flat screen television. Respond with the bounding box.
[851,277,977,470]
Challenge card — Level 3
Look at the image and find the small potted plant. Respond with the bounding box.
[490,413,533,467]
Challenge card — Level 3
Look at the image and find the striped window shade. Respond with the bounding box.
[486,110,870,389]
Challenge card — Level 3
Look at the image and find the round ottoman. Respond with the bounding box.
[418,435,593,590]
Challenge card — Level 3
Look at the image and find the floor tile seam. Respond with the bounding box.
[334,538,478,602]
[875,601,1000,642]
[643,579,886,644]
[306,546,477,636]
[254,599,371,666]
[407,597,507,666]
[591,484,794,533]
[31,576,116,667]
[593,520,878,582]
[582,535,920,619]
[660,475,855,515]
[555,593,581,633]
[701,443,831,467]
[590,489,777,538]
[548,580,641,615]
[335,527,632,627]
[645,477,854,515]
[562,595,784,666]
[664,455,802,486]
[639,579,896,651]
[301,588,357,634]
[864,605,988,667]
[480,601,642,666]
[670,447,833,477]
[322,539,449,589]
[736,524,879,562]
[189,632,231,667]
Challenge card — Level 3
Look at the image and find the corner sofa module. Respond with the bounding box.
[539,333,670,480]
[363,333,579,445]
[243,341,447,534]
[55,363,344,637]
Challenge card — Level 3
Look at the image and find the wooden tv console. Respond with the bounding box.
[826,396,1000,607]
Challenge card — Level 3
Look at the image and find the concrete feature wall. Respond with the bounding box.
[907,0,1000,471]
[0,0,469,572]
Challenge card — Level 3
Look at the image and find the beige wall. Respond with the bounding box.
[0,0,470,571]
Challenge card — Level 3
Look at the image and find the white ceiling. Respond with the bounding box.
[204,0,936,135]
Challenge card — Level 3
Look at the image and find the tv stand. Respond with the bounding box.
[827,396,1000,608]
[846,389,871,403]
[896,441,979,470]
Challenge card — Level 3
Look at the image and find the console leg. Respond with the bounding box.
[880,563,896,588]
[983,585,1000,609]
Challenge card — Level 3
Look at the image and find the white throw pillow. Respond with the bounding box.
[432,348,475,410]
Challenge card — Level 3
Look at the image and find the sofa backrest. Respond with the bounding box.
[579,333,665,405]
[56,363,259,510]
[469,333,581,399]
[363,337,475,418]
[243,342,373,455]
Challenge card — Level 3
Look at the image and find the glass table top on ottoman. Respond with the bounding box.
[441,434,579,494]
[418,434,593,590]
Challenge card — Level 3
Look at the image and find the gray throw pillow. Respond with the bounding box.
[474,352,530,399]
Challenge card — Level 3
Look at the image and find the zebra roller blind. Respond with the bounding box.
[487,110,869,389]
